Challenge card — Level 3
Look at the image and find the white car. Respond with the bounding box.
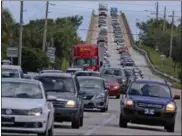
[2,78,55,136]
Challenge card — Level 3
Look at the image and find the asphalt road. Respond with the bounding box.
[2,16,181,136]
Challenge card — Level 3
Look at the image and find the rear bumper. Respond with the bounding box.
[121,107,176,126]
[109,89,120,96]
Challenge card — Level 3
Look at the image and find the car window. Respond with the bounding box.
[78,78,104,90]
[36,76,75,93]
[128,82,171,98]
[2,82,43,99]
[2,68,20,78]
[103,69,121,76]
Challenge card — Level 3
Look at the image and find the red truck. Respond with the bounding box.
[72,44,104,71]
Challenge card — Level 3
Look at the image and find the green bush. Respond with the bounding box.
[22,47,49,72]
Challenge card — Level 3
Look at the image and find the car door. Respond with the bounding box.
[103,80,109,104]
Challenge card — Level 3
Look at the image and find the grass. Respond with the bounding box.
[139,45,181,89]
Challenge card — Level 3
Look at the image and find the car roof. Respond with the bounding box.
[75,71,100,74]
[77,76,103,80]
[67,68,83,71]
[104,67,124,70]
[38,73,74,78]
[132,79,169,86]
[2,65,22,70]
[2,78,40,84]
[41,70,62,72]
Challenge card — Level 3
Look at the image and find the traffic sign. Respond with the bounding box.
[7,47,18,57]
[47,47,56,63]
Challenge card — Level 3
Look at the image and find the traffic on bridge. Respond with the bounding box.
[1,1,182,136]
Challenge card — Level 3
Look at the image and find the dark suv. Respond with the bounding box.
[119,79,180,132]
[35,73,84,129]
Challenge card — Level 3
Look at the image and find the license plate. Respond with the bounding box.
[2,117,15,124]
[144,109,154,115]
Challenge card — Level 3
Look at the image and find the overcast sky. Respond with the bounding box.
[3,1,181,41]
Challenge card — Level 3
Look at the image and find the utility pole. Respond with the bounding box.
[163,6,166,32]
[42,1,49,52]
[18,1,24,66]
[156,2,159,21]
[169,10,174,58]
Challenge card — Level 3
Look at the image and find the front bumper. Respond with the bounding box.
[54,108,79,122]
[1,114,48,133]
[83,98,105,109]
[121,107,176,126]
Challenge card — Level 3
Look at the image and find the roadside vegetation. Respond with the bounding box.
[136,18,182,87]
[2,8,85,72]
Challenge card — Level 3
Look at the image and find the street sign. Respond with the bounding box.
[47,47,56,63]
[7,47,18,57]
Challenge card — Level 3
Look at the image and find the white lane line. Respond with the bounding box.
[84,114,116,136]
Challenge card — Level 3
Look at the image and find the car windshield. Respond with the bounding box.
[36,76,75,93]
[103,69,122,76]
[102,75,117,83]
[124,63,135,66]
[128,82,171,98]
[78,78,104,89]
[2,81,43,99]
[2,68,19,78]
[76,72,100,77]
[74,58,97,66]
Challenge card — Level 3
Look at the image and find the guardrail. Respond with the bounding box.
[120,12,181,84]
[86,10,95,44]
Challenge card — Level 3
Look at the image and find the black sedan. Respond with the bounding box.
[77,76,109,112]
[35,73,84,129]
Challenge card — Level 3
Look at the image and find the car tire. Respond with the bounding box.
[38,121,54,136]
[71,117,80,129]
[165,122,175,132]
[116,94,120,99]
[80,112,84,127]
[119,113,127,128]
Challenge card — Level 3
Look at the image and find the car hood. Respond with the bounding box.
[80,88,104,96]
[2,97,45,110]
[47,92,76,101]
[129,95,172,105]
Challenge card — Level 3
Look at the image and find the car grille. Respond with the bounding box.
[1,109,27,115]
[137,102,163,109]
[83,95,94,100]
[52,100,67,107]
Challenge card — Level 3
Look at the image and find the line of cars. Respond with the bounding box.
[97,3,111,69]
[110,10,181,133]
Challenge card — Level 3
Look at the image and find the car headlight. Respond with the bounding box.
[125,99,133,107]
[122,79,126,83]
[65,100,76,108]
[166,102,176,112]
[95,93,105,99]
[28,108,42,116]
[113,86,119,89]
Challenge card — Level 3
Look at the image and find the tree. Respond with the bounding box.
[22,47,49,72]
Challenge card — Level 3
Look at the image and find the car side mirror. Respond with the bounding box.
[100,61,103,67]
[120,88,127,94]
[47,95,57,101]
[173,95,180,100]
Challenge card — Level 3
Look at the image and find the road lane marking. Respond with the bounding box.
[84,114,116,136]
